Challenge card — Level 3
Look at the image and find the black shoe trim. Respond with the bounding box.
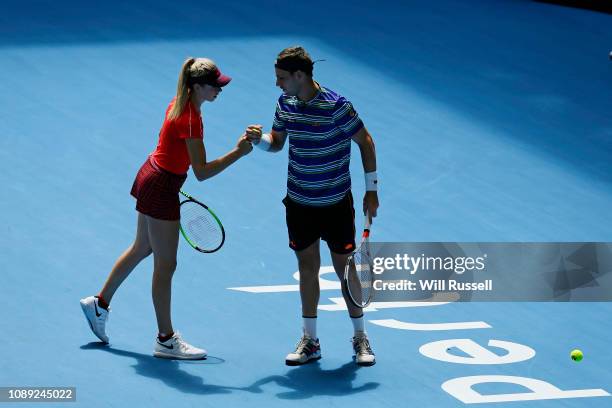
[93,300,102,317]
[157,341,174,350]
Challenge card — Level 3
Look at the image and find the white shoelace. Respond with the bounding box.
[172,332,190,352]
[353,336,373,355]
[294,336,313,354]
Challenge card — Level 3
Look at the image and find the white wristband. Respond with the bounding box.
[255,133,273,151]
[365,171,378,191]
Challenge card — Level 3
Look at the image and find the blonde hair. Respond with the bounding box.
[167,57,217,121]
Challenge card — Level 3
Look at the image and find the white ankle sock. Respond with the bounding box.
[303,317,317,339]
[351,315,365,335]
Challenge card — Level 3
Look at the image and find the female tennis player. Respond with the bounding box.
[80,57,252,359]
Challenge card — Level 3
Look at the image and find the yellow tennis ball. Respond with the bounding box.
[570,349,583,362]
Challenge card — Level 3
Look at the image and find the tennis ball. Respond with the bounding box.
[570,349,583,362]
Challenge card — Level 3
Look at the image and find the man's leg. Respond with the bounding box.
[324,192,376,366]
[331,250,375,365]
[330,251,364,319]
[296,239,321,321]
[285,240,322,365]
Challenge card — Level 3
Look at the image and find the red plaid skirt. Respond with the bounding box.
[130,156,187,221]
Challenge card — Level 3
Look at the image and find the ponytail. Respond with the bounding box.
[167,57,196,121]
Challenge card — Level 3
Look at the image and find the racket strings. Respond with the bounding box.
[346,244,374,307]
[180,202,223,250]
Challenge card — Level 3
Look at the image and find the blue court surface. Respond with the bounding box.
[1,0,612,406]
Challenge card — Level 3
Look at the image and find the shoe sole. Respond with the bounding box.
[354,355,376,366]
[80,300,109,344]
[153,351,207,360]
[285,355,321,366]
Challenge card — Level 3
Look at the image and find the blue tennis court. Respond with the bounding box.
[1,0,612,406]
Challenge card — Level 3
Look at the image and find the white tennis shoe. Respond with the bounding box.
[154,332,207,360]
[285,334,321,366]
[80,296,110,343]
[352,332,376,366]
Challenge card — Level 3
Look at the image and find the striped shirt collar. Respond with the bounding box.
[289,81,323,108]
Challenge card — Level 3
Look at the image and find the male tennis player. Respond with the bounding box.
[246,46,379,366]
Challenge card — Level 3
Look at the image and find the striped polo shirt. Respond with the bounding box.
[272,85,364,206]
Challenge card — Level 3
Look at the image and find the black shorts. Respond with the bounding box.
[282,192,356,254]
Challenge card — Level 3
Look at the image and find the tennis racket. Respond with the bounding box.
[344,212,374,308]
[179,190,225,253]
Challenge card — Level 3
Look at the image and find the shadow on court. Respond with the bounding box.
[81,342,380,400]
[245,361,380,400]
[3,0,611,184]
[81,343,378,399]
[80,342,239,396]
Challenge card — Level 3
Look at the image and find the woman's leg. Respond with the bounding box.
[99,212,153,303]
[147,214,207,360]
[146,215,180,336]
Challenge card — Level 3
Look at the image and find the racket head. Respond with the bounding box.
[344,241,374,308]
[179,198,225,253]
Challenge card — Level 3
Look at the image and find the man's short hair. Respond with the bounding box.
[275,46,314,77]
